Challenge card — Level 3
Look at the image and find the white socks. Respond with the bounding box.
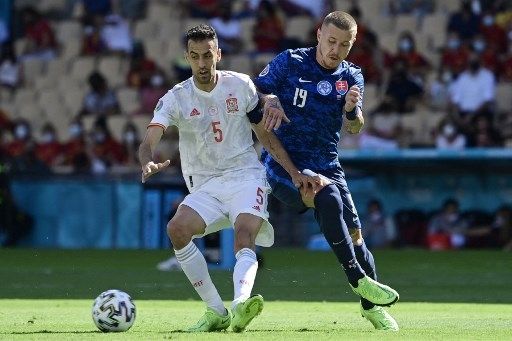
[232,248,258,309]
[174,241,225,315]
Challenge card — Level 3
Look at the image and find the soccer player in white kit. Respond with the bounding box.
[139,25,317,333]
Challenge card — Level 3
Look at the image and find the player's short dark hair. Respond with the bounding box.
[185,24,218,48]
[322,11,357,31]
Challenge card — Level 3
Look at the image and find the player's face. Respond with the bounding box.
[316,23,356,69]
[186,39,221,88]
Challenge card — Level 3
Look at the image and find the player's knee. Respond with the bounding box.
[314,184,343,212]
[300,178,331,208]
[167,218,192,249]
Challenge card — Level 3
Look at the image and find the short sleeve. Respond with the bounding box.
[149,91,179,130]
[253,50,291,94]
[351,67,365,110]
[245,77,259,112]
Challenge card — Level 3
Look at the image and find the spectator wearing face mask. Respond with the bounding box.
[120,121,140,168]
[361,199,396,249]
[448,54,496,125]
[34,122,63,168]
[89,118,125,173]
[136,73,167,115]
[435,118,467,150]
[480,11,507,54]
[5,119,32,158]
[467,113,503,147]
[62,119,88,167]
[441,32,471,76]
[471,34,499,74]
[100,14,134,55]
[427,199,468,250]
[126,42,158,89]
[428,66,454,110]
[447,0,481,41]
[389,31,430,80]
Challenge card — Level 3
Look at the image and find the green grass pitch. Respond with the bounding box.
[1,248,511,340]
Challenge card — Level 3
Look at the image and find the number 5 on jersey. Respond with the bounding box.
[211,121,223,142]
[293,88,307,108]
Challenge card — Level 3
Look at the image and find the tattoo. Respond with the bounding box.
[268,98,282,110]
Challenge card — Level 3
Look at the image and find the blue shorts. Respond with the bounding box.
[267,164,362,229]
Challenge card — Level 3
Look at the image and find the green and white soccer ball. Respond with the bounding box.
[92,289,136,332]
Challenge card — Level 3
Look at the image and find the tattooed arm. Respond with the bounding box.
[258,93,290,132]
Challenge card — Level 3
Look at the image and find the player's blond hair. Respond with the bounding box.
[322,11,357,31]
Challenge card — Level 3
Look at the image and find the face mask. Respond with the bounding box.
[41,132,55,143]
[472,39,486,52]
[442,71,452,83]
[69,124,82,138]
[447,38,460,50]
[370,212,382,221]
[15,125,28,139]
[151,74,164,87]
[443,124,455,136]
[483,15,494,26]
[124,131,136,144]
[94,132,106,143]
[399,39,412,52]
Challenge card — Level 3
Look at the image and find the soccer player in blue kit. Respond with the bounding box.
[254,11,400,330]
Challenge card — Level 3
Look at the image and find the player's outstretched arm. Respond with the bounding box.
[252,122,319,191]
[259,93,290,132]
[138,126,170,183]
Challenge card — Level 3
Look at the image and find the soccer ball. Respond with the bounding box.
[92,289,136,332]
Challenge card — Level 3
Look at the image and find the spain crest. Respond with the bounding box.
[336,80,348,95]
[226,97,239,113]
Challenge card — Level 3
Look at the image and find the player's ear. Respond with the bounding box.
[184,51,189,64]
[216,48,222,62]
[316,27,322,43]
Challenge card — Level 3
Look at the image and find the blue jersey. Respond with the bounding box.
[253,47,364,173]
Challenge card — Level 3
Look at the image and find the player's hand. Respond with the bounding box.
[344,112,364,134]
[263,95,290,132]
[141,160,170,183]
[291,172,322,192]
[344,85,361,112]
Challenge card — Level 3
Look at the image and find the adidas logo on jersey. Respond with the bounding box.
[190,108,201,116]
[252,205,261,212]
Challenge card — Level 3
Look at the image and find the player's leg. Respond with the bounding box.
[167,200,230,332]
[338,182,399,330]
[227,180,272,332]
[300,170,399,307]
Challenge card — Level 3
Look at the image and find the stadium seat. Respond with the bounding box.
[131,115,151,136]
[14,88,38,108]
[285,16,314,43]
[22,59,45,86]
[45,58,69,80]
[239,18,256,53]
[107,115,129,141]
[496,83,512,113]
[14,38,28,56]
[62,87,86,116]
[422,13,447,49]
[362,84,380,112]
[134,20,160,41]
[15,103,43,127]
[70,57,96,81]
[395,15,418,33]
[147,2,172,21]
[117,87,141,114]
[55,21,83,44]
[183,19,206,31]
[224,54,253,75]
[158,21,182,42]
[61,39,81,60]
[98,56,124,87]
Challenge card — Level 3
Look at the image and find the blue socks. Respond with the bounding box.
[314,184,365,287]
[354,241,377,310]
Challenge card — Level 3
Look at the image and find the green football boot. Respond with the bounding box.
[360,304,399,331]
[187,307,231,332]
[350,276,399,306]
[231,294,264,333]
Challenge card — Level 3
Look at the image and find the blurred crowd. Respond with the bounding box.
[0,0,512,177]
[358,198,512,251]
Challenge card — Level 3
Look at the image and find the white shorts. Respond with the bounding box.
[181,173,274,247]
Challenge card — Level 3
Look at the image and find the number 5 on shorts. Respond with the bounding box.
[256,187,264,205]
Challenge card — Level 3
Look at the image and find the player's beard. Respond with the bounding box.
[196,69,212,84]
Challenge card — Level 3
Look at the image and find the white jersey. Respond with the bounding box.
[150,70,264,190]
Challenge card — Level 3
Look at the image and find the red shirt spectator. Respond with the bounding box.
[253,0,285,53]
[35,123,62,167]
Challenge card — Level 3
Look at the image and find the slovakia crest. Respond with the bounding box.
[317,80,332,96]
[335,80,348,95]
[226,97,239,113]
